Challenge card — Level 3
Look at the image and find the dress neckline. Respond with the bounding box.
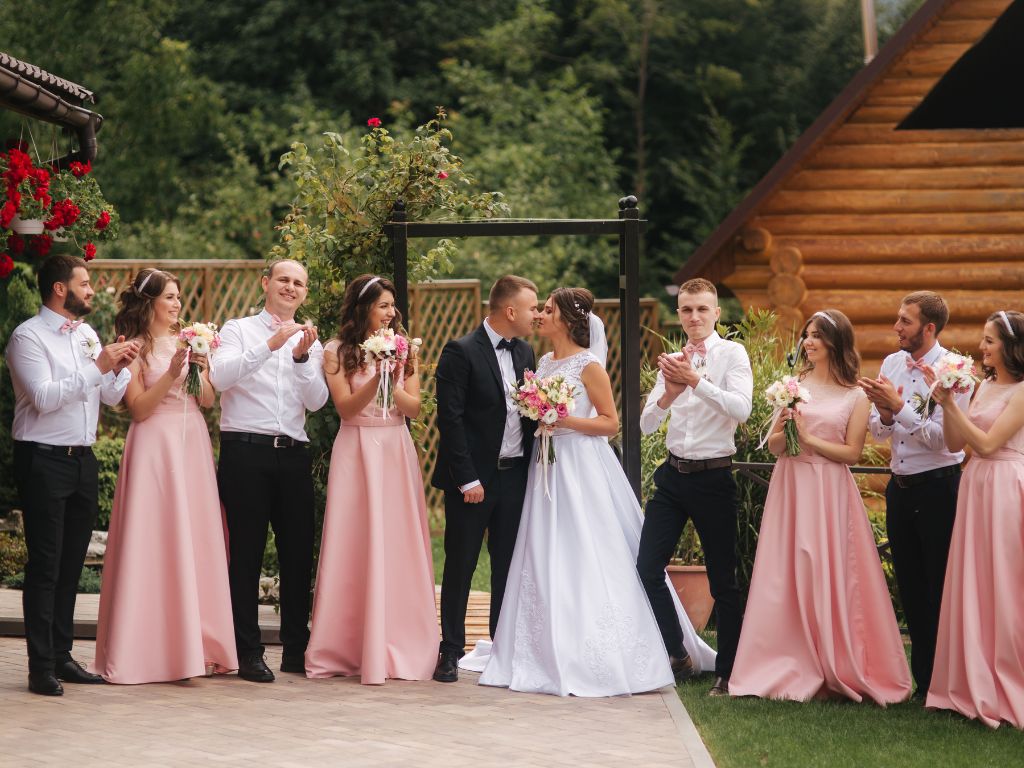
[548,348,588,363]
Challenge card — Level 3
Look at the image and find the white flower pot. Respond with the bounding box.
[10,216,44,235]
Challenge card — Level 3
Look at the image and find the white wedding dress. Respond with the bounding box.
[471,347,717,696]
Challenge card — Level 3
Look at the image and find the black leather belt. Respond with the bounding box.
[221,431,307,449]
[497,456,524,470]
[667,453,732,474]
[892,463,961,489]
[23,442,91,457]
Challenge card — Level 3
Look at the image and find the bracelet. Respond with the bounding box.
[293,353,310,364]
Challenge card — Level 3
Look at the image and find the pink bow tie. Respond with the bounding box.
[905,355,927,372]
[684,340,707,359]
[267,313,284,329]
[60,319,83,334]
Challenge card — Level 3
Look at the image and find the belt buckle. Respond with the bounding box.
[66,446,75,457]
[273,435,286,448]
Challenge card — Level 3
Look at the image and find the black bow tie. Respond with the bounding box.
[496,338,515,351]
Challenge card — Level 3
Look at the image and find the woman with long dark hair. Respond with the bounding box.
[91,268,237,683]
[926,310,1024,729]
[730,309,911,704]
[304,274,437,684]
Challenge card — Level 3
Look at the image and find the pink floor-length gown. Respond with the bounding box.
[91,337,237,683]
[730,384,911,705]
[927,380,1024,729]
[305,360,438,684]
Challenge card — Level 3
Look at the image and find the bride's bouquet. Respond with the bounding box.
[510,370,575,498]
[360,328,422,414]
[761,375,812,456]
[914,351,976,417]
[177,322,221,398]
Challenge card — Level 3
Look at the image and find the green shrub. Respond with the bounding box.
[0,531,28,580]
[3,566,102,593]
[92,435,126,530]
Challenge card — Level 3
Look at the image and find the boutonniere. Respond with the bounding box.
[80,335,101,361]
[694,354,711,380]
[911,391,937,419]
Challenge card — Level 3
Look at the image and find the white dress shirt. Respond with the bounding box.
[5,306,130,445]
[868,342,969,475]
[210,310,329,442]
[640,332,753,460]
[459,318,525,493]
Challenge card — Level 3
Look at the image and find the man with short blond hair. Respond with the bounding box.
[638,277,752,696]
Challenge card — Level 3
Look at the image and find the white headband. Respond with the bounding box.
[999,310,1016,338]
[358,276,382,299]
[812,310,837,329]
[134,270,156,297]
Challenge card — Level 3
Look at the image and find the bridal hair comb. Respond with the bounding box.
[998,310,1016,338]
[811,310,838,329]
[358,276,382,299]
[134,270,157,297]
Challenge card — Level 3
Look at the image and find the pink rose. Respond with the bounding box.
[437,171,449,179]
[556,403,568,419]
[367,117,382,128]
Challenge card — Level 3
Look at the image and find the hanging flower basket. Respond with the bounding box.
[10,215,44,235]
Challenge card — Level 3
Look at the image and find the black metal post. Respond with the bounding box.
[618,195,642,501]
[390,199,410,324]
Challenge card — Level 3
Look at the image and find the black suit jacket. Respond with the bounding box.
[431,324,536,491]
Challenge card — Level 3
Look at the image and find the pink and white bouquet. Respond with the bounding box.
[915,351,977,416]
[359,327,422,413]
[761,375,812,455]
[177,322,221,398]
[510,370,576,498]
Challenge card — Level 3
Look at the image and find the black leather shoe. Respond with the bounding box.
[670,654,696,683]
[708,676,730,697]
[432,652,459,683]
[280,656,305,674]
[56,659,104,684]
[238,653,275,683]
[28,672,64,696]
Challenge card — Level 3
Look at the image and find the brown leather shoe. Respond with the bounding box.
[670,654,696,683]
[708,676,730,696]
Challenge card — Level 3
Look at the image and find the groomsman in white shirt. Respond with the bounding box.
[210,259,328,682]
[638,278,753,697]
[5,254,139,696]
[858,291,970,700]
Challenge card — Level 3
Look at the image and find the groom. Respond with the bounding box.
[431,275,539,682]
[211,259,328,682]
[637,278,752,696]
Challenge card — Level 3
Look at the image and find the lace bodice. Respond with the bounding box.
[794,383,865,456]
[536,350,603,421]
[968,380,1024,458]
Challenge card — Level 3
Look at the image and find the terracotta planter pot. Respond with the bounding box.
[666,563,714,633]
[10,216,44,235]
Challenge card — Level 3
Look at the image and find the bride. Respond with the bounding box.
[470,287,716,696]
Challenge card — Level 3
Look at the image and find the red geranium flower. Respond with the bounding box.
[68,160,92,177]
[32,234,53,257]
[0,253,13,279]
[7,234,24,254]
[367,117,382,128]
[0,200,17,228]
[437,171,449,179]
[95,210,111,231]
[83,242,97,261]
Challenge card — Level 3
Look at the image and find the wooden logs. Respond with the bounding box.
[724,288,770,310]
[754,212,1024,236]
[773,306,806,334]
[808,142,1024,169]
[942,0,1014,21]
[741,227,772,253]
[724,266,772,289]
[787,167,1024,191]
[830,126,1024,145]
[801,289,1022,324]
[763,189,1024,215]
[801,262,1024,290]
[781,235,1024,264]
[767,274,807,307]
[770,246,803,275]
[921,19,999,45]
[853,325,986,358]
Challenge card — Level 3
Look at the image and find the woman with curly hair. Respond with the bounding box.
[91,267,237,684]
[926,310,1024,729]
[304,274,437,684]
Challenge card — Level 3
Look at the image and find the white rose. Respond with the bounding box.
[541,408,559,425]
[191,337,211,355]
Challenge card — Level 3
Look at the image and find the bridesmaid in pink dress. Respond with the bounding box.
[91,268,237,683]
[731,309,911,704]
[305,274,437,684]
[925,310,1024,729]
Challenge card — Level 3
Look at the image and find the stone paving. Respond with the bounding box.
[0,588,715,767]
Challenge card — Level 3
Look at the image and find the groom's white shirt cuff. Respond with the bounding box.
[459,480,481,493]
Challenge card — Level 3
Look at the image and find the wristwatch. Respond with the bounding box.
[292,353,310,364]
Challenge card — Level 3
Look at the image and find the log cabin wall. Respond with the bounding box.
[710,0,1024,375]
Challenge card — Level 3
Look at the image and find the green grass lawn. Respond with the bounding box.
[678,636,1024,767]
[430,534,491,592]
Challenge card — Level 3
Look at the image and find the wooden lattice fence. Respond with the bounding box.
[89,261,663,510]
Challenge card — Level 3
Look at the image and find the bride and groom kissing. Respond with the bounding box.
[432,275,749,697]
